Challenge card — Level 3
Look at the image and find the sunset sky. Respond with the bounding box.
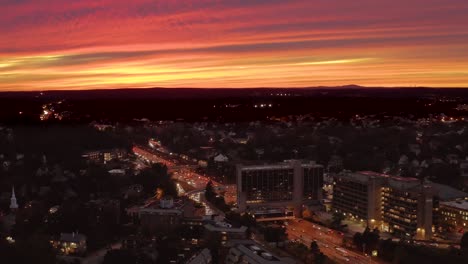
[1,0,468,91]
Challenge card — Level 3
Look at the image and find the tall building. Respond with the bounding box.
[332,171,385,222]
[381,177,433,239]
[333,171,434,239]
[236,160,323,217]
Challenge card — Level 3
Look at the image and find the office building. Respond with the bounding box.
[381,177,433,239]
[236,160,323,217]
[440,199,468,232]
[332,171,385,222]
[333,171,434,239]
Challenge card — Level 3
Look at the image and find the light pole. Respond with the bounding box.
[370,250,378,264]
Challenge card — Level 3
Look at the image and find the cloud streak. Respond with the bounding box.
[0,0,468,90]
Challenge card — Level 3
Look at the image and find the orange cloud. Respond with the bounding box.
[1,0,468,90]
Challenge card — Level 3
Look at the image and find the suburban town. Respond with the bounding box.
[2,102,468,264]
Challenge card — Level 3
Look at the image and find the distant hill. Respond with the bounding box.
[1,86,468,100]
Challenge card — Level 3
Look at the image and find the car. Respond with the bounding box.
[302,230,305,233]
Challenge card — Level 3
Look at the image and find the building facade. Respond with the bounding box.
[440,199,468,232]
[333,171,384,222]
[381,178,433,239]
[333,171,433,239]
[236,160,323,217]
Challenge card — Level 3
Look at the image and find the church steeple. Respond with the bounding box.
[10,186,18,211]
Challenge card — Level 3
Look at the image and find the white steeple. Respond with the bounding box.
[10,186,18,211]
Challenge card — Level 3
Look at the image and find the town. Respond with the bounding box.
[2,105,468,264]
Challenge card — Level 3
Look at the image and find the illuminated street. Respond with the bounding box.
[287,219,382,264]
[133,144,223,217]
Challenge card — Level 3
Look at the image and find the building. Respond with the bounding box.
[51,233,87,256]
[225,240,296,264]
[204,222,248,242]
[82,148,126,163]
[440,199,468,232]
[381,177,433,239]
[332,171,385,222]
[127,196,200,235]
[186,248,212,264]
[86,199,121,227]
[1,187,18,232]
[10,186,18,212]
[236,160,323,217]
[333,171,434,239]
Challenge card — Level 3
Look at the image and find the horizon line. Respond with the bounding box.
[3,85,468,93]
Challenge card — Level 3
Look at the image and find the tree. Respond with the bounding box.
[310,241,320,254]
[331,212,345,229]
[134,164,177,197]
[314,252,326,264]
[461,232,468,251]
[13,232,56,264]
[263,226,287,246]
[103,249,136,264]
[353,232,363,249]
[205,180,215,201]
[206,232,222,264]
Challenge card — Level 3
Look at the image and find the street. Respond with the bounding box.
[286,219,380,264]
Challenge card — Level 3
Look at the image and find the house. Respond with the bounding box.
[213,154,229,163]
[51,233,87,256]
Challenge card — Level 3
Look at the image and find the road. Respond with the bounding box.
[82,242,121,264]
[286,219,381,264]
[133,144,225,217]
[133,145,221,190]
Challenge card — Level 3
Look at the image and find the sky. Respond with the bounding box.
[1,0,468,91]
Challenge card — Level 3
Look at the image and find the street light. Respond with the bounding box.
[368,250,378,264]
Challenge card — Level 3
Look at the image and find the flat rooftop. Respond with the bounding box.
[441,199,468,211]
[357,171,419,182]
[239,160,323,171]
[227,240,296,264]
[204,222,247,233]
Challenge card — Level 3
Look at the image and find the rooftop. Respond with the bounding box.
[60,233,86,243]
[429,182,468,201]
[358,171,419,182]
[441,199,468,211]
[239,160,323,171]
[204,222,248,233]
[227,240,296,264]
